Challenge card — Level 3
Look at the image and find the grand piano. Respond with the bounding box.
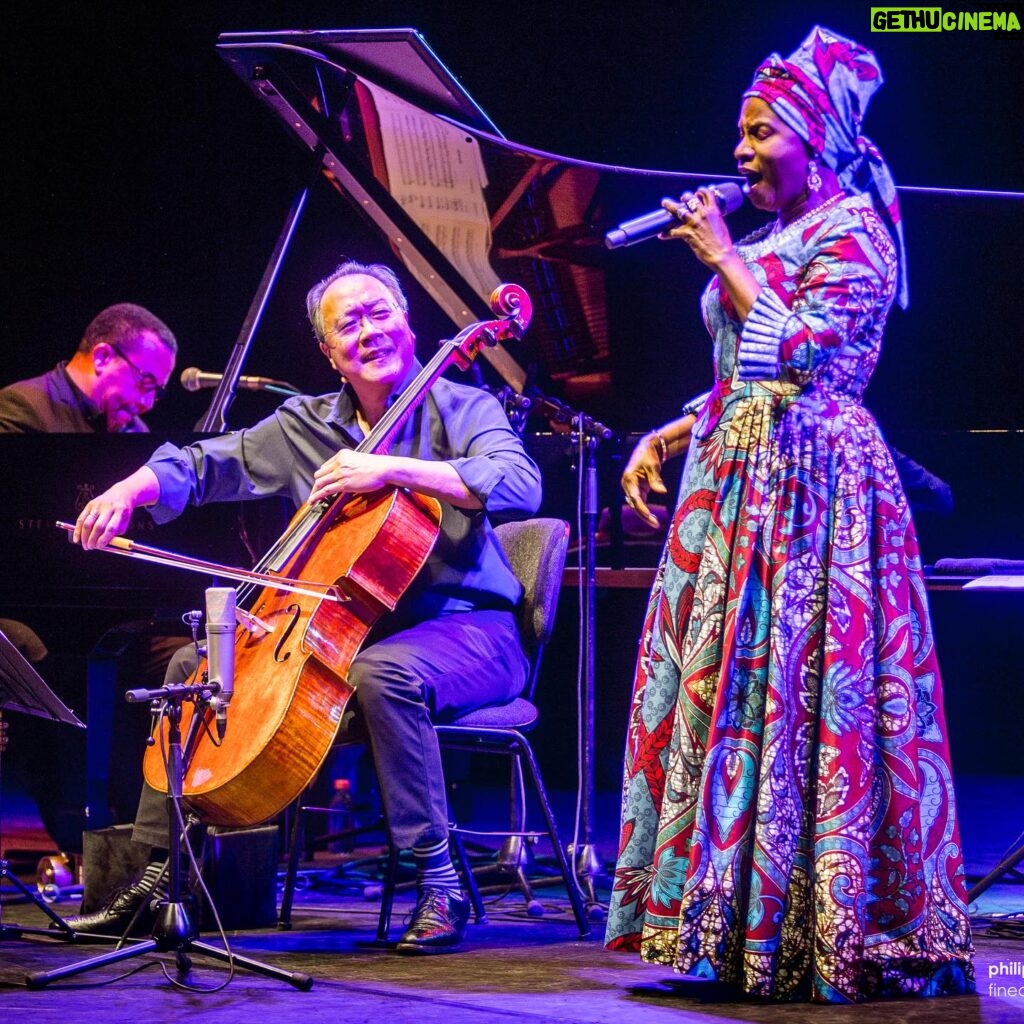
[2,28,1021,843]
[210,27,1024,791]
[6,26,1018,587]
[208,27,1024,554]
[206,28,755,428]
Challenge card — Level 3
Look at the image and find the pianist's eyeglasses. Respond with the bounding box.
[109,343,167,402]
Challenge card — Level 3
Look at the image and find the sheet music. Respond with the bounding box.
[361,81,501,303]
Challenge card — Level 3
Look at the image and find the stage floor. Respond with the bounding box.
[2,778,1023,1023]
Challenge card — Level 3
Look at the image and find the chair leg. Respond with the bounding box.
[278,794,307,929]
[449,828,488,924]
[506,754,543,916]
[511,863,543,917]
[514,737,591,938]
[375,844,401,942]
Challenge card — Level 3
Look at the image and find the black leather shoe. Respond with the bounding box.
[395,887,469,955]
[60,879,162,937]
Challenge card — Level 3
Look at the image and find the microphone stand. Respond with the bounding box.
[27,681,313,991]
[532,392,611,921]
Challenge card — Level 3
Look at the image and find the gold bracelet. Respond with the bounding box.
[650,430,669,464]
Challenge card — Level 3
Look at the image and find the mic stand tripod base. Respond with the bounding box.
[25,900,313,990]
[25,680,313,992]
[568,843,608,923]
[152,899,198,949]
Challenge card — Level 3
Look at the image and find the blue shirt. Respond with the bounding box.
[145,364,542,622]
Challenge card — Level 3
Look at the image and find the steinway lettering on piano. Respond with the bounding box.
[0,434,252,609]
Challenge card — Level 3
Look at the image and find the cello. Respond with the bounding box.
[129,284,532,827]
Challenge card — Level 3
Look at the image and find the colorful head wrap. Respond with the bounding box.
[744,26,908,307]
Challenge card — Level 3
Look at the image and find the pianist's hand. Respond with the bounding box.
[73,467,160,550]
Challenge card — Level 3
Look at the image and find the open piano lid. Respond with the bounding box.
[217,28,502,135]
[216,28,719,410]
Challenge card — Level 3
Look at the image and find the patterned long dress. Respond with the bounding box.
[605,193,974,1002]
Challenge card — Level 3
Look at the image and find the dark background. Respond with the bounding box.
[5,1,1022,432]
[3,2,1022,802]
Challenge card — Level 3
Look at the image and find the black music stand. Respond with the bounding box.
[0,626,85,940]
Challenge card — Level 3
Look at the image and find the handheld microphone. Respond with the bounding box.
[604,182,744,249]
[180,367,289,392]
[204,587,236,740]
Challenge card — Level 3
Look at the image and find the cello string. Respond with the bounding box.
[356,340,460,455]
[239,339,462,598]
[232,325,486,604]
[239,343,454,591]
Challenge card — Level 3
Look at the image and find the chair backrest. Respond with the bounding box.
[492,518,570,698]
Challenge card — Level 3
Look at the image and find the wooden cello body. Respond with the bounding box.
[143,487,440,826]
[140,283,532,828]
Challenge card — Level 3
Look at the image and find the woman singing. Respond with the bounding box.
[605,26,974,1002]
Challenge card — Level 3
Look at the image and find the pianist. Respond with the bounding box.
[0,302,176,433]
[0,302,179,851]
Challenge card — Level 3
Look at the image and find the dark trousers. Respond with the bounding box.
[133,609,528,851]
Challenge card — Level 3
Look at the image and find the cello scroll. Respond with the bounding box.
[488,282,532,340]
[448,283,533,371]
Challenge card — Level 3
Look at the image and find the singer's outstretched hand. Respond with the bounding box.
[621,440,667,529]
[621,413,696,528]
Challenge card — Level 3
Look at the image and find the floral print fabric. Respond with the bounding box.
[605,195,974,1002]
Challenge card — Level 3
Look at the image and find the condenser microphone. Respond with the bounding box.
[604,182,744,249]
[180,367,283,392]
[204,587,236,740]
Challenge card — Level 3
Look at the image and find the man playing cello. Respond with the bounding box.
[67,261,543,954]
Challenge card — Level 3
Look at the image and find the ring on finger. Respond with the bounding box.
[686,196,701,213]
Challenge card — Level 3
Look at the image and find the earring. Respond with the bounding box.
[806,158,823,194]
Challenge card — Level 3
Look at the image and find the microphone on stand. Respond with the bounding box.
[484,384,533,434]
[180,367,299,394]
[204,587,236,740]
[604,181,745,249]
[530,390,613,440]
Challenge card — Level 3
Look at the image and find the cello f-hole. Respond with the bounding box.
[274,604,302,662]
